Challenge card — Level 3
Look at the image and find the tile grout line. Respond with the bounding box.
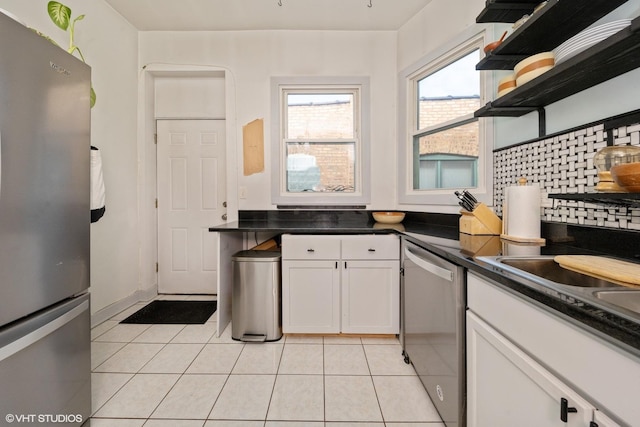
[203,337,245,421]
[262,338,285,424]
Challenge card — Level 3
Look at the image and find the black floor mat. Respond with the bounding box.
[120,300,217,324]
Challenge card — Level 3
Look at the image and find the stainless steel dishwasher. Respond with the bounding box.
[401,238,466,427]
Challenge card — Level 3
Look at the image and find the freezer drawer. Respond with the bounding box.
[0,294,91,425]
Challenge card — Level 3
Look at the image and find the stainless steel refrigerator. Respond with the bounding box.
[0,11,91,424]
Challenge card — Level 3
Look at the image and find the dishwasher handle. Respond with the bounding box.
[404,247,454,282]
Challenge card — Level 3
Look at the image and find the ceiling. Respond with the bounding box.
[102,0,433,31]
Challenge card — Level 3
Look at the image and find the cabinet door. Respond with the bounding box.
[341,260,399,334]
[467,311,594,427]
[282,260,340,333]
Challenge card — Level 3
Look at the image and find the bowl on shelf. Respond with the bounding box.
[596,171,626,192]
[484,30,508,54]
[514,52,555,86]
[497,74,517,98]
[611,162,640,192]
[372,211,405,224]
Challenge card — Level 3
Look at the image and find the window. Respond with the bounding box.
[271,77,370,206]
[399,30,492,206]
[413,48,480,190]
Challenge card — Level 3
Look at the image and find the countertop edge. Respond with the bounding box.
[211,220,640,356]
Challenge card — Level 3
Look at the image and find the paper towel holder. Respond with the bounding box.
[501,177,546,244]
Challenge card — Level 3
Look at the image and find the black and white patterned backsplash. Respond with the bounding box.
[494,121,640,230]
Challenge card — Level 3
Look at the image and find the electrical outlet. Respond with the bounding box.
[239,186,247,199]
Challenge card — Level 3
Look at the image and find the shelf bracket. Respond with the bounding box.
[537,107,546,138]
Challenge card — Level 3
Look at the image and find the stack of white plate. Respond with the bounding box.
[553,19,631,65]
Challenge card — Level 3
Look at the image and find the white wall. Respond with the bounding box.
[397,0,485,72]
[139,30,399,210]
[0,0,140,315]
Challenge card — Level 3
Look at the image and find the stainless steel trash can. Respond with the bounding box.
[231,250,282,342]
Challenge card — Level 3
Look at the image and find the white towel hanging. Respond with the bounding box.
[91,146,106,223]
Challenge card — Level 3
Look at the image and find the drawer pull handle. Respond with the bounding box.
[560,398,577,422]
[368,248,376,252]
[307,249,315,253]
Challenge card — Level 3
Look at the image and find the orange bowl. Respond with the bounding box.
[610,162,640,192]
[372,212,405,224]
[483,40,503,54]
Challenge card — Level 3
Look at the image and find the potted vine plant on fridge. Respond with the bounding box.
[47,1,96,107]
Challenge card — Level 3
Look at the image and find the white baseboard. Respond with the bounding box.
[91,285,158,328]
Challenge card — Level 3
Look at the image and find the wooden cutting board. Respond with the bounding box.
[554,255,640,287]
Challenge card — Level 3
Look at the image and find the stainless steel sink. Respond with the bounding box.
[593,290,640,314]
[478,255,640,322]
[498,258,618,288]
[478,256,622,289]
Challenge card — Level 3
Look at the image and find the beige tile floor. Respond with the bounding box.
[90,296,445,426]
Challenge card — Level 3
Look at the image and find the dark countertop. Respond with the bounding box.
[210,210,640,356]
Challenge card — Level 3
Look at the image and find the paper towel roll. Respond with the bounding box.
[502,241,541,256]
[501,182,545,243]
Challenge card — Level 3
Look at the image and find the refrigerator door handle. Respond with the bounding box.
[0,299,89,363]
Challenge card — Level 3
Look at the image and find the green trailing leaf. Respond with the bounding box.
[47,1,71,31]
[90,87,96,108]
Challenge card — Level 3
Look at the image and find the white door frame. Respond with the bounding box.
[137,64,240,336]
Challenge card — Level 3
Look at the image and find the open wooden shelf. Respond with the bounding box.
[476,0,539,24]
[476,0,629,70]
[475,16,640,119]
[549,193,640,207]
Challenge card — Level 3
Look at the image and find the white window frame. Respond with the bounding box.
[271,76,371,206]
[398,28,494,208]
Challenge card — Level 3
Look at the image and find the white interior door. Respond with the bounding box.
[157,119,227,294]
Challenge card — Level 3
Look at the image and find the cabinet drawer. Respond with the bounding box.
[281,234,341,260]
[341,235,399,260]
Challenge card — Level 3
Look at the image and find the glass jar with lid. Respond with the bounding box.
[593,145,640,192]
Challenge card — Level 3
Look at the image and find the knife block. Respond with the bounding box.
[459,203,502,236]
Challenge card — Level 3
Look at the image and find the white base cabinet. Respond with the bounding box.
[467,272,632,427]
[282,259,341,333]
[467,311,595,427]
[282,234,399,334]
[342,259,399,333]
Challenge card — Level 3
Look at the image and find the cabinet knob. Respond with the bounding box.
[368,248,376,252]
[560,398,577,422]
[307,248,315,253]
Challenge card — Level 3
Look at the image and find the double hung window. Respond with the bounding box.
[399,31,491,206]
[271,77,370,205]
